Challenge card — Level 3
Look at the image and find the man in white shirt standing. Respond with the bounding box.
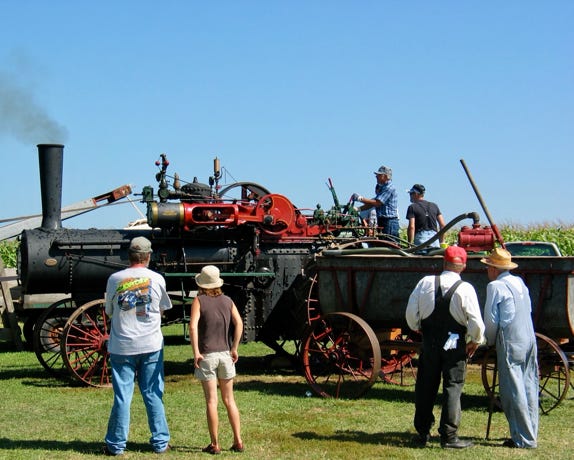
[406,245,485,449]
[103,236,173,456]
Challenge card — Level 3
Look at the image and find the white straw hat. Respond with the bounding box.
[195,265,224,289]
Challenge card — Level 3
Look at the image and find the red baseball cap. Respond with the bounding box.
[444,245,467,264]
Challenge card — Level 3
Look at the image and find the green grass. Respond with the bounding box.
[0,325,572,459]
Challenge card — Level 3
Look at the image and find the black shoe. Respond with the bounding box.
[413,433,430,447]
[441,437,473,449]
[502,439,517,448]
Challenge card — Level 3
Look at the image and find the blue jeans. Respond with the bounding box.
[105,349,170,454]
[414,230,440,248]
[378,217,400,240]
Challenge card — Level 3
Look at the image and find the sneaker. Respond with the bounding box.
[155,444,172,454]
[102,445,124,456]
[202,443,221,455]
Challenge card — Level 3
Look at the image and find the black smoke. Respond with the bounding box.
[0,71,68,144]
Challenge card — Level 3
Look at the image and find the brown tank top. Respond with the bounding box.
[197,294,233,353]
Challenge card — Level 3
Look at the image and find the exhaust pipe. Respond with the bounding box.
[37,144,64,230]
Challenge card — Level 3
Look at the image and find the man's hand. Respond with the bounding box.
[466,341,479,359]
[351,193,362,202]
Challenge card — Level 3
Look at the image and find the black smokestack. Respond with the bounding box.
[38,144,64,230]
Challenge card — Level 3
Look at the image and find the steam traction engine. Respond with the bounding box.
[19,144,368,386]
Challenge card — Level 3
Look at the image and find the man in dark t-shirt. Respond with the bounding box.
[405,184,445,251]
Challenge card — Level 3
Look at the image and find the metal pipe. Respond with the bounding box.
[459,159,505,248]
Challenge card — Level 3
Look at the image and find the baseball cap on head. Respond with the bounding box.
[408,184,425,194]
[129,236,153,253]
[373,165,392,177]
[444,245,467,264]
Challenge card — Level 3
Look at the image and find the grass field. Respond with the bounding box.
[0,325,572,460]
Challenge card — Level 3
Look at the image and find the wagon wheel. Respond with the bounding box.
[301,312,381,399]
[536,332,570,414]
[481,333,570,414]
[61,299,111,388]
[379,332,419,386]
[33,298,77,377]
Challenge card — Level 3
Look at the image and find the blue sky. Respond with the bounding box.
[1,1,572,232]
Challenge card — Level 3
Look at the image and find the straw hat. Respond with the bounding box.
[195,265,224,289]
[480,247,518,270]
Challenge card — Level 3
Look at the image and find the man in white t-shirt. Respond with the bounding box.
[103,236,173,456]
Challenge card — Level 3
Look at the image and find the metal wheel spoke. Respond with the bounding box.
[379,333,418,386]
[302,312,380,399]
[62,299,111,388]
[33,298,76,377]
[536,333,570,414]
[482,334,571,414]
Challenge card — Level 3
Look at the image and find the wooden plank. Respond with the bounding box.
[0,260,24,350]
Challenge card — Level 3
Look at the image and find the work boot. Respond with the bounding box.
[413,433,430,447]
[440,437,473,449]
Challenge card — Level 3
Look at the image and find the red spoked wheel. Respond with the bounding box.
[61,299,111,388]
[33,298,77,378]
[481,332,570,414]
[378,332,419,386]
[301,312,381,399]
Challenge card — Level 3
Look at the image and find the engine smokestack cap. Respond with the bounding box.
[129,236,153,254]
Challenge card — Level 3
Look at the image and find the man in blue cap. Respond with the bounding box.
[351,165,399,240]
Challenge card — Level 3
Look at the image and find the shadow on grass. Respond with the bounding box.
[0,438,204,455]
[234,374,491,412]
[291,430,502,448]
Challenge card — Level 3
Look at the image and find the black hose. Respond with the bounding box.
[404,212,480,254]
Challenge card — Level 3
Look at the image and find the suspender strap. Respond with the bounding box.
[434,275,464,309]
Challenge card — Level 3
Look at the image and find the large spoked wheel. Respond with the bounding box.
[61,299,111,388]
[481,333,570,414]
[33,298,77,377]
[301,312,381,399]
